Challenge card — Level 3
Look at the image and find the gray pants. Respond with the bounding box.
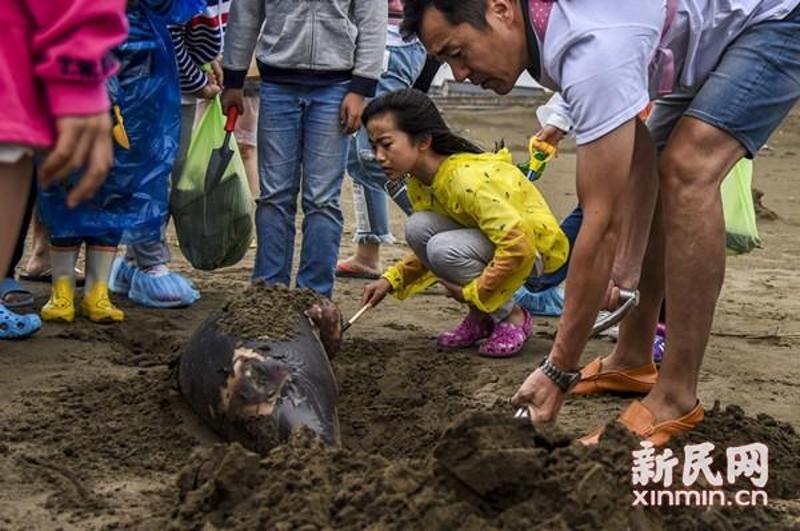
[125,102,196,268]
[405,211,513,322]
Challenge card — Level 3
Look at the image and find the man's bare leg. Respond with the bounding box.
[642,117,745,421]
[0,157,34,281]
[603,202,665,370]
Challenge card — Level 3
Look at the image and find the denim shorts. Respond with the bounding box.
[648,3,800,157]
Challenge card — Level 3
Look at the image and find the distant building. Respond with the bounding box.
[429,65,547,97]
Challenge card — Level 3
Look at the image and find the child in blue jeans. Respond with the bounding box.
[222,0,386,297]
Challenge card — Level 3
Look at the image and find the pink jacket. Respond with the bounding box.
[0,0,127,148]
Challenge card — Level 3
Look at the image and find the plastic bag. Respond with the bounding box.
[38,6,181,245]
[171,97,254,270]
[721,158,760,254]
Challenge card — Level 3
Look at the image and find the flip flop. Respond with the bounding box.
[0,305,42,340]
[0,278,34,309]
[335,262,381,280]
[580,400,704,447]
[569,356,658,396]
[19,267,85,286]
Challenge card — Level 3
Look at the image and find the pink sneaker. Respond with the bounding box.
[437,312,494,349]
[479,309,533,358]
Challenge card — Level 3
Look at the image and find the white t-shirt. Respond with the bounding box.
[537,0,800,144]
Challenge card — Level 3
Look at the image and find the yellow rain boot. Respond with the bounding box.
[41,276,76,323]
[81,281,124,323]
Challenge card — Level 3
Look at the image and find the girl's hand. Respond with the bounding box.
[439,279,466,303]
[534,125,565,149]
[362,278,392,307]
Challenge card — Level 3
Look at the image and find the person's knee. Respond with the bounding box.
[405,212,437,253]
[659,122,744,209]
[239,143,256,161]
[426,233,458,275]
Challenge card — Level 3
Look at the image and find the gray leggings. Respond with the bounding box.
[405,211,514,322]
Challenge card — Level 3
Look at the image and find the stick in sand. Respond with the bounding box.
[342,303,372,333]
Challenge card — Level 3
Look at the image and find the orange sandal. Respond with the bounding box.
[580,400,705,447]
[569,356,657,396]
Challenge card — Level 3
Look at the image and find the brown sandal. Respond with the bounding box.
[580,400,705,447]
[569,356,657,396]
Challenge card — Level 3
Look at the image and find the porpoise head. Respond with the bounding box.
[220,347,291,421]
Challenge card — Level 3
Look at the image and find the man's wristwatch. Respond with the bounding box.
[539,357,581,393]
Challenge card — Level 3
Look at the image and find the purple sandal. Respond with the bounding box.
[437,312,494,349]
[479,309,533,358]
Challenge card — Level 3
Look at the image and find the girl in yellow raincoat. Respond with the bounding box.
[361,89,569,356]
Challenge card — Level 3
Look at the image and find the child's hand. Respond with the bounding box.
[40,113,113,208]
[222,88,244,115]
[534,125,565,149]
[439,279,466,303]
[209,59,224,87]
[340,92,365,135]
[362,278,392,307]
[195,81,221,100]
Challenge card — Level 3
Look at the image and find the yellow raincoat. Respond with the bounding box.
[382,149,569,314]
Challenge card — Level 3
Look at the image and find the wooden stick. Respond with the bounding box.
[342,303,372,333]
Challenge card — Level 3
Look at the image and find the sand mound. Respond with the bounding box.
[168,405,796,530]
[216,282,323,341]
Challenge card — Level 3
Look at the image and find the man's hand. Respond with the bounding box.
[221,88,244,115]
[439,279,466,303]
[362,278,392,307]
[40,113,114,208]
[535,125,566,148]
[340,92,365,135]
[511,367,566,423]
[603,279,622,311]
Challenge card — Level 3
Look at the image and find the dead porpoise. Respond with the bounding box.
[177,285,342,454]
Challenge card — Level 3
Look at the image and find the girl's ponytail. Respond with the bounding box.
[363,89,483,156]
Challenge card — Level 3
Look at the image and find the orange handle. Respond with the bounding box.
[224,106,239,133]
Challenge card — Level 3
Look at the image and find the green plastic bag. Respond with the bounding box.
[721,158,760,255]
[171,97,254,270]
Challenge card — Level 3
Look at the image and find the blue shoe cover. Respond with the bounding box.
[0,305,42,339]
[514,284,564,317]
[128,269,200,308]
[109,257,137,295]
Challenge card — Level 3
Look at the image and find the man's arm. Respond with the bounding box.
[551,119,636,368]
[511,118,636,421]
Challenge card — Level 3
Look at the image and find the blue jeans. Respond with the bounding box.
[648,3,800,157]
[347,42,427,244]
[254,81,350,297]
